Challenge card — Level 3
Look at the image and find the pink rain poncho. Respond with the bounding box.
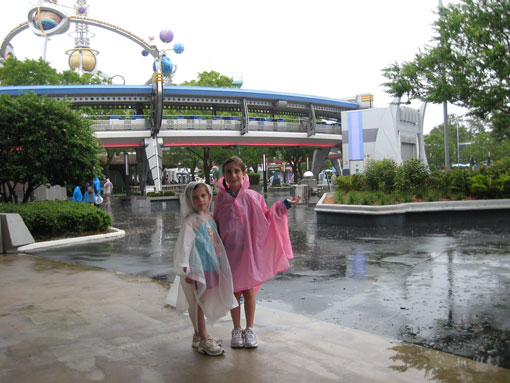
[166,182,237,323]
[213,174,293,292]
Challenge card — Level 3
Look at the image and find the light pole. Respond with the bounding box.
[439,0,450,170]
[262,153,267,193]
[456,124,460,166]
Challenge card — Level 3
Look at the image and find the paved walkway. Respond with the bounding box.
[1,252,509,383]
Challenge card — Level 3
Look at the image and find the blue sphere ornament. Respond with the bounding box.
[141,49,149,57]
[159,29,174,43]
[173,43,184,54]
[153,55,173,76]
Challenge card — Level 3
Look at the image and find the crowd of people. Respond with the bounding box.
[72,177,114,206]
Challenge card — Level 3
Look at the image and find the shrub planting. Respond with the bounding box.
[0,201,112,240]
[332,157,510,205]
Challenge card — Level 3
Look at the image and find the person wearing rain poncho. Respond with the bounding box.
[72,185,82,202]
[166,181,237,356]
[213,156,300,349]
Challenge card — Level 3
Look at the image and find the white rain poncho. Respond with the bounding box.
[166,182,237,324]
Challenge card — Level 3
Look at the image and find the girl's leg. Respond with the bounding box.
[230,292,244,348]
[196,305,210,341]
[231,292,242,328]
[242,288,258,348]
[243,288,256,328]
[180,280,199,331]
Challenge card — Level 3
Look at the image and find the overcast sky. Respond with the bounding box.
[1,0,464,133]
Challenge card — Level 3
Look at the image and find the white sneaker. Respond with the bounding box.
[243,327,258,348]
[192,334,222,349]
[197,338,224,356]
[231,328,245,348]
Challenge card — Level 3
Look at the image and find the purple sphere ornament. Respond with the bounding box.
[159,29,174,43]
[78,6,86,14]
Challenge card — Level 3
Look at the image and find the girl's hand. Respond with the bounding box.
[183,267,193,283]
[287,196,301,206]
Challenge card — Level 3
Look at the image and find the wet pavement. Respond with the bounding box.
[5,253,510,383]
[25,193,510,370]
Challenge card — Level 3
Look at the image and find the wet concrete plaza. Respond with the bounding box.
[26,193,510,370]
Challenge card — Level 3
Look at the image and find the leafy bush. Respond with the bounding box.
[468,174,503,199]
[485,158,510,179]
[333,190,347,204]
[395,159,430,193]
[0,201,111,240]
[427,170,452,195]
[329,157,510,204]
[248,173,260,186]
[347,191,364,205]
[448,168,474,195]
[335,174,365,193]
[364,159,398,193]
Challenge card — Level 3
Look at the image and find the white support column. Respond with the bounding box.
[311,148,331,177]
[144,137,163,192]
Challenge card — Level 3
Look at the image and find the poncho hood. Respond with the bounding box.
[181,181,213,217]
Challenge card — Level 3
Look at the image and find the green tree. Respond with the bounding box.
[0,58,107,85]
[0,93,102,203]
[382,0,510,139]
[275,147,314,183]
[237,147,265,173]
[0,58,60,85]
[180,70,236,88]
[425,115,510,169]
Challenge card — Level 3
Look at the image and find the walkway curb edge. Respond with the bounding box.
[17,227,126,252]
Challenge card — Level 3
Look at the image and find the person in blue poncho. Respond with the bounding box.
[72,186,83,202]
[93,177,101,196]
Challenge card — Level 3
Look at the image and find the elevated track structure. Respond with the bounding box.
[1,84,374,192]
[1,85,425,194]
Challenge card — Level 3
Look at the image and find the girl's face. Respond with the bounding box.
[191,185,211,213]
[224,162,246,192]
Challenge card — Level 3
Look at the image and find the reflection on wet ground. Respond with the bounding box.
[28,194,510,369]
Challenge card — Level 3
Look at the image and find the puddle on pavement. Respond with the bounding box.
[24,195,510,369]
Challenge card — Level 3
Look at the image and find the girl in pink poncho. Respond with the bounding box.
[213,156,300,349]
[167,182,237,356]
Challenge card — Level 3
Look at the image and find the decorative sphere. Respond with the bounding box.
[148,35,155,41]
[153,55,173,76]
[69,50,97,72]
[141,49,149,57]
[35,11,62,31]
[173,43,184,54]
[78,6,86,14]
[159,29,174,43]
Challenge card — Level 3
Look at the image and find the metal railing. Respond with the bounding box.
[91,115,341,135]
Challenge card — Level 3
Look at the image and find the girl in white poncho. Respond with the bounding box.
[166,182,237,356]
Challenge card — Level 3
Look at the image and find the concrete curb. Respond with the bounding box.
[315,193,510,215]
[17,227,125,252]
